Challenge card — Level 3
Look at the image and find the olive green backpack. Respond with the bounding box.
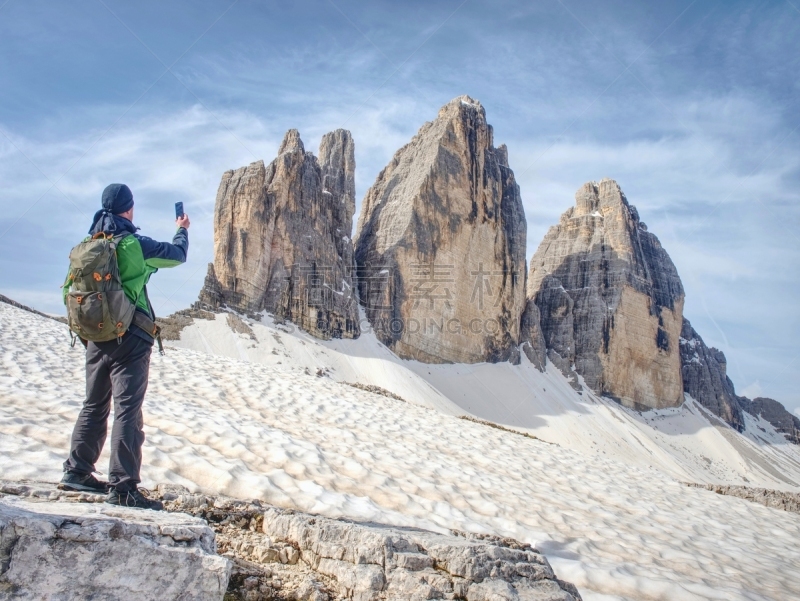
[64,232,137,342]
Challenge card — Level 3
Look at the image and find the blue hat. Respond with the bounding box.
[101,183,134,214]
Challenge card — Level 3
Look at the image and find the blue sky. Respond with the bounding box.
[1,0,799,414]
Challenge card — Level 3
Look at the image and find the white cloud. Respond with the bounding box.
[0,105,280,318]
[739,381,763,400]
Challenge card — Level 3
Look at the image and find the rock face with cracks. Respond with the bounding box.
[0,481,583,601]
[679,318,800,442]
[679,317,745,431]
[261,507,581,601]
[354,95,527,364]
[198,129,359,340]
[0,495,230,601]
[739,396,800,444]
[524,179,685,409]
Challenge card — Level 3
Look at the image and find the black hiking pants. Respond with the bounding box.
[64,332,153,492]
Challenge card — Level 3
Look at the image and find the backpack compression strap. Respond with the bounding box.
[131,311,164,355]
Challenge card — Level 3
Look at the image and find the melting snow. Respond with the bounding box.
[2,302,800,600]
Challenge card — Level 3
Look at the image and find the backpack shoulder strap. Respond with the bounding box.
[110,231,131,248]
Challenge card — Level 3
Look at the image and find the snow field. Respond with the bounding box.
[2,303,800,600]
[173,311,800,490]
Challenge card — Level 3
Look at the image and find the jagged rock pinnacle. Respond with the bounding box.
[354,95,527,363]
[198,129,359,339]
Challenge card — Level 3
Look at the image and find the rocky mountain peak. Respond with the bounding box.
[442,94,484,115]
[278,128,305,154]
[680,317,744,430]
[740,397,800,444]
[573,178,627,216]
[524,177,799,428]
[523,179,685,408]
[198,128,359,339]
[354,95,527,363]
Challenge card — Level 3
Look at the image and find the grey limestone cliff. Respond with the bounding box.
[679,317,745,431]
[198,129,359,339]
[679,318,800,442]
[354,95,527,364]
[739,396,800,444]
[523,179,685,409]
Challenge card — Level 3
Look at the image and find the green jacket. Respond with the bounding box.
[63,211,188,329]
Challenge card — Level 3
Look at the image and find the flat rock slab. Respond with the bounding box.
[0,496,231,601]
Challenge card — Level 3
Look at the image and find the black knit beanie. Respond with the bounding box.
[101,183,134,214]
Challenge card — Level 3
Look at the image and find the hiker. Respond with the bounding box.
[59,183,189,510]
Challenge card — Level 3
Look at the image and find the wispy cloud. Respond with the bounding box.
[0,105,278,316]
[0,97,432,317]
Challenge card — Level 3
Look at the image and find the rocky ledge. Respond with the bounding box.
[0,482,581,601]
[686,483,800,514]
[167,484,582,601]
[258,507,580,601]
[0,491,230,601]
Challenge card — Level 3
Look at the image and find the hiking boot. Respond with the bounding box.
[58,471,109,494]
[105,488,164,511]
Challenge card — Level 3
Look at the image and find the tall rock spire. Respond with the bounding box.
[198,129,359,339]
[354,95,527,363]
[523,179,685,409]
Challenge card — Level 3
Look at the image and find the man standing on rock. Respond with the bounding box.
[59,183,189,510]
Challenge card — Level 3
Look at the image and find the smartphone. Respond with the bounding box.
[175,202,184,220]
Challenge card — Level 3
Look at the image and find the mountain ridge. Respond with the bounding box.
[181,94,797,442]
